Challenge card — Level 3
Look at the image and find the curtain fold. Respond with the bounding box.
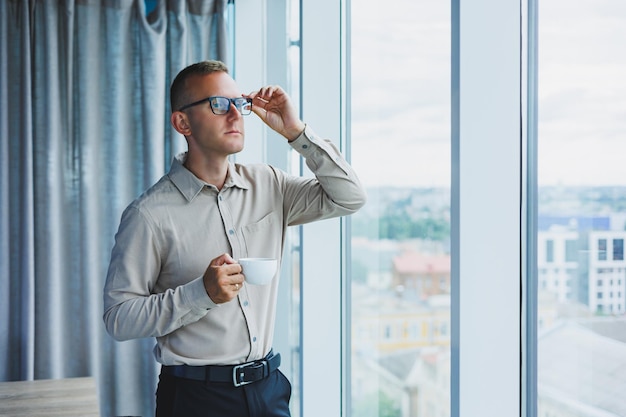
[0,1,228,415]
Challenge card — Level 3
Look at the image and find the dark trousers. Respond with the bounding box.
[155,369,292,417]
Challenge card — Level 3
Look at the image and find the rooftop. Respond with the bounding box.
[539,319,626,416]
[393,252,450,275]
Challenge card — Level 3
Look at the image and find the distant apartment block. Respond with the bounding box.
[537,228,580,304]
[538,219,626,315]
[587,231,626,315]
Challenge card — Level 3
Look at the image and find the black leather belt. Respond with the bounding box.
[161,351,281,387]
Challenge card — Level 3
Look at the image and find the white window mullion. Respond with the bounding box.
[300,0,344,416]
[452,0,524,416]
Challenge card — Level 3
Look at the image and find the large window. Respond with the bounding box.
[238,0,525,415]
[350,2,451,416]
[537,1,626,416]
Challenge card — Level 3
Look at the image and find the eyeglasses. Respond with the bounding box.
[178,96,252,115]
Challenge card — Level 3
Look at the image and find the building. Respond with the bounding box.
[586,230,626,315]
[391,251,451,300]
[538,221,626,316]
[352,284,450,354]
[537,227,581,304]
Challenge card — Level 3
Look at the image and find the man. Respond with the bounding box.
[103,60,366,417]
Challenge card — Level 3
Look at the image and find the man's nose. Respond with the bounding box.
[227,102,242,118]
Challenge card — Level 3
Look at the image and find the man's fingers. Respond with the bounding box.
[210,253,236,267]
[247,85,283,103]
[214,263,243,288]
[204,263,243,304]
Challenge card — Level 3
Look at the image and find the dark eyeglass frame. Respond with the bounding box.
[178,96,252,115]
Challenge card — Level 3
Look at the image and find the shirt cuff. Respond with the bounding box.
[289,125,319,157]
[288,124,350,175]
[181,276,220,311]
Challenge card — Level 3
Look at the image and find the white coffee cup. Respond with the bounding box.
[239,258,278,285]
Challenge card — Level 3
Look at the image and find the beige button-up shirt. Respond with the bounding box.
[103,126,366,366]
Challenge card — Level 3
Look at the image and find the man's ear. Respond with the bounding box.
[171,111,191,136]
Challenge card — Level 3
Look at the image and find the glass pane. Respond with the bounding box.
[350,1,450,416]
[537,1,626,416]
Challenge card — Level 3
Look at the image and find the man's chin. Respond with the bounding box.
[229,143,245,155]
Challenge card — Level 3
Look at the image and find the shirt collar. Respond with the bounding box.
[168,153,251,202]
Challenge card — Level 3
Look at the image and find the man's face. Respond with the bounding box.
[181,72,246,158]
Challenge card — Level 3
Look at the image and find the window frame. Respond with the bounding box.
[233,0,534,415]
[452,0,528,416]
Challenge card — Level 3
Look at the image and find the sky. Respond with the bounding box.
[537,0,626,186]
[350,1,450,188]
[349,0,626,187]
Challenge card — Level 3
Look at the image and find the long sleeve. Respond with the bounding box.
[283,125,367,225]
[103,204,218,341]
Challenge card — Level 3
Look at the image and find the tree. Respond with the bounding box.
[352,390,402,417]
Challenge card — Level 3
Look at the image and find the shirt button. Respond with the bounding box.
[243,301,249,307]
[302,144,309,149]
[229,229,235,235]
[252,337,257,342]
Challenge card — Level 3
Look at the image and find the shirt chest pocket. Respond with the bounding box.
[241,211,282,259]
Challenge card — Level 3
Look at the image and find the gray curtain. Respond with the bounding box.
[0,0,228,415]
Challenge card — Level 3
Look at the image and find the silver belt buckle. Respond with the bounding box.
[233,361,261,387]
